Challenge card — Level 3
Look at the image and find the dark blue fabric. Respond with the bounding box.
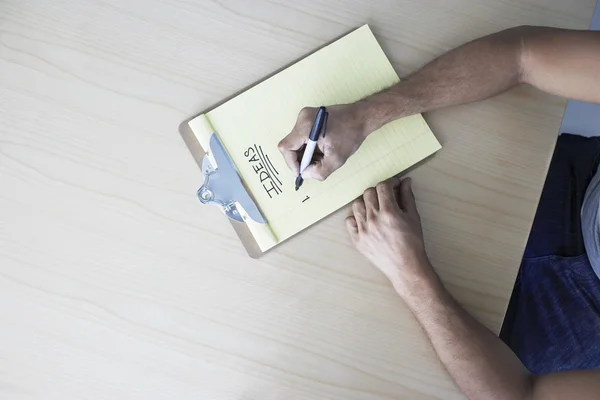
[500,134,600,375]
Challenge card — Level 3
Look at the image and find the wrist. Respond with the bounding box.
[354,88,413,136]
[390,257,442,300]
[351,99,385,137]
[345,101,378,140]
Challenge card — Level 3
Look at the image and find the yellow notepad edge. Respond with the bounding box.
[188,114,279,251]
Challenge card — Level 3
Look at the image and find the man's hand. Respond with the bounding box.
[277,104,372,181]
[346,178,434,293]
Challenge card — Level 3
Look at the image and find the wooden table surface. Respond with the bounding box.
[0,1,596,399]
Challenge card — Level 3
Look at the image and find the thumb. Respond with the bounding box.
[400,178,418,214]
[302,156,342,181]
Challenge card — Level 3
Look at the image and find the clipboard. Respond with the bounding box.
[178,25,441,257]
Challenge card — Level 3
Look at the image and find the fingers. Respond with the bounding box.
[350,180,398,231]
[352,198,367,230]
[399,178,418,214]
[349,186,377,234]
[375,179,401,213]
[345,216,358,241]
[301,155,342,181]
[278,107,317,176]
[277,136,304,176]
[363,187,378,219]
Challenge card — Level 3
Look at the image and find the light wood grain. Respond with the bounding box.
[0,0,595,399]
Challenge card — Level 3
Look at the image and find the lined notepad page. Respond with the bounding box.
[193,25,441,251]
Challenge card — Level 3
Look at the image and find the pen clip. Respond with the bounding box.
[321,111,329,138]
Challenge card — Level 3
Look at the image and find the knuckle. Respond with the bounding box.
[313,171,326,181]
[321,164,335,176]
[380,209,396,221]
[367,218,380,231]
[376,181,389,191]
[299,107,313,120]
[330,154,345,167]
[364,187,376,197]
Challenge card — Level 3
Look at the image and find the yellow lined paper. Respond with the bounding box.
[189,25,441,251]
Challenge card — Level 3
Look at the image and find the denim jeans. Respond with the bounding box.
[500,134,600,374]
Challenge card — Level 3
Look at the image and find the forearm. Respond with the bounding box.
[357,26,600,132]
[396,263,533,400]
[358,26,526,131]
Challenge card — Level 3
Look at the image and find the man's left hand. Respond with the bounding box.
[346,178,434,294]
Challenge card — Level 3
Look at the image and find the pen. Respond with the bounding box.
[295,106,329,191]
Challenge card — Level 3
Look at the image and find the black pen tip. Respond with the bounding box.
[295,175,303,191]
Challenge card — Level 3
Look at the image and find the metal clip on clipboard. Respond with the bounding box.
[197,134,267,224]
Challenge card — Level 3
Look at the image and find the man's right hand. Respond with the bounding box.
[277,104,374,181]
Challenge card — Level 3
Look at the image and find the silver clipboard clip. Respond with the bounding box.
[197,134,267,224]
